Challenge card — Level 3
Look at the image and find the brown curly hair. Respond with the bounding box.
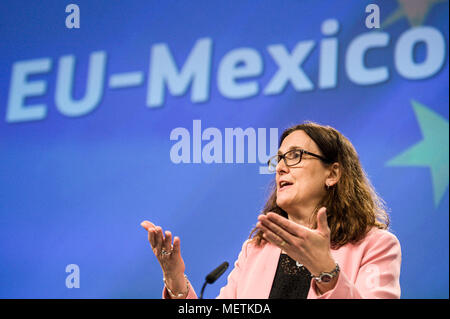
[250,121,390,249]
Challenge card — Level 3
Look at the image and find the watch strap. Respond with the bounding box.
[312,263,340,283]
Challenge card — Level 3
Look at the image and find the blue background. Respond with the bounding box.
[0,0,448,298]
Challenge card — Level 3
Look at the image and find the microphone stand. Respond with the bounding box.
[199,282,208,299]
[199,261,229,299]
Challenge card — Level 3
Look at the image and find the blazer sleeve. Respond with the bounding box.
[309,230,402,299]
[162,239,250,299]
[216,239,250,299]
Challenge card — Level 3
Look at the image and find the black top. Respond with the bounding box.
[268,253,312,299]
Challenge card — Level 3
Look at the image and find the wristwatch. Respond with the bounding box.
[311,263,340,283]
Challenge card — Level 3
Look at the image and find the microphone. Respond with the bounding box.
[199,261,229,299]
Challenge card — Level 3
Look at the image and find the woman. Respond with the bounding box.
[141,121,401,299]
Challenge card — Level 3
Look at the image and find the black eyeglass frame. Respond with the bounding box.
[267,148,332,171]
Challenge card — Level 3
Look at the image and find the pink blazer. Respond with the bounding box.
[163,227,401,299]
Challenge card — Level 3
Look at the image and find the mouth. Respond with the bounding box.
[278,181,293,191]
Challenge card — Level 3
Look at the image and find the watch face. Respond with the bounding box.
[321,274,332,283]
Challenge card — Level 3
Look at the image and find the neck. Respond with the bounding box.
[285,204,317,228]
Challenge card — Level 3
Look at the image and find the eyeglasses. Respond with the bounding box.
[267,148,332,172]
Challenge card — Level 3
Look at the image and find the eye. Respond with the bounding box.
[286,150,301,160]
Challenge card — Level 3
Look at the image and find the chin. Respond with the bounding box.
[276,196,291,211]
[277,191,300,212]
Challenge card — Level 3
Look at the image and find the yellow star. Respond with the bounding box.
[381,0,447,28]
[386,100,449,207]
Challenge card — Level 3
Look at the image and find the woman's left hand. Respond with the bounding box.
[256,207,336,279]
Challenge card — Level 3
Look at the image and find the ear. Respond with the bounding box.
[325,162,341,187]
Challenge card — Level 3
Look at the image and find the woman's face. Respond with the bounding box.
[276,130,330,213]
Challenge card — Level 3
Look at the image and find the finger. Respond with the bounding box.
[154,226,164,255]
[147,228,156,247]
[163,230,173,252]
[172,236,181,255]
[140,220,156,231]
[257,221,287,245]
[258,223,288,248]
[141,220,156,246]
[265,212,310,235]
[258,216,296,245]
[316,207,329,234]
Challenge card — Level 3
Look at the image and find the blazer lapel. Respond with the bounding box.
[256,243,281,298]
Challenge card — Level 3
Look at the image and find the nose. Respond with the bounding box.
[276,158,289,175]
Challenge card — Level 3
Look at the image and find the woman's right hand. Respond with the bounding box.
[140,220,187,297]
